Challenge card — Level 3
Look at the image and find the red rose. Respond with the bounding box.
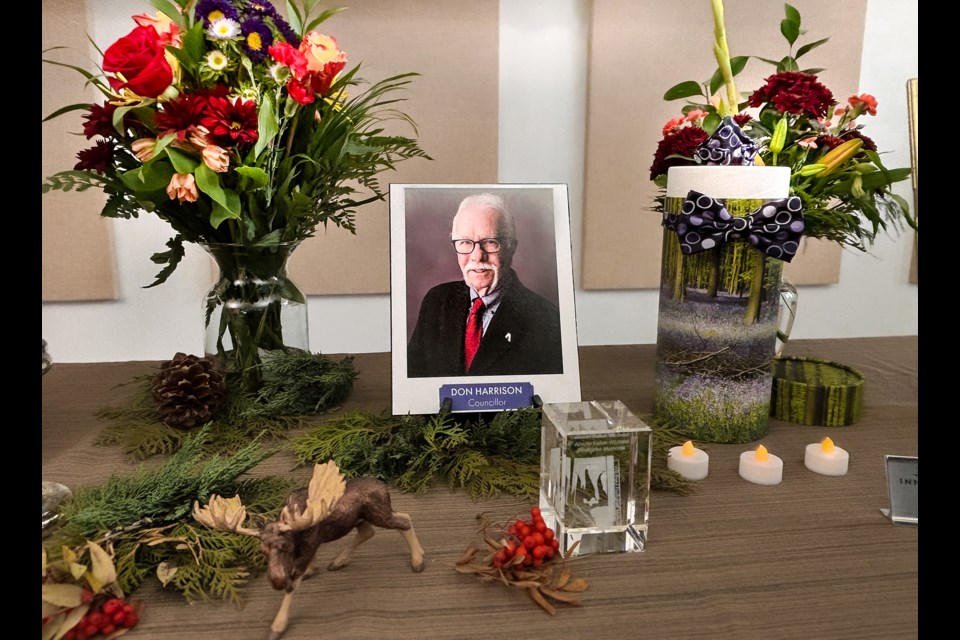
[299,33,347,97]
[102,25,173,98]
[287,79,315,105]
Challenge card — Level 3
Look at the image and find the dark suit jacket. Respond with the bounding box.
[407,273,564,378]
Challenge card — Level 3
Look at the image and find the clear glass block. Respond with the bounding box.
[539,400,652,557]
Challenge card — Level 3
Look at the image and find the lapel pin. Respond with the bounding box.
[505,333,512,342]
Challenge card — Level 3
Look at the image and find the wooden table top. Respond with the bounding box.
[42,337,918,640]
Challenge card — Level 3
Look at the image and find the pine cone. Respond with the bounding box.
[152,353,227,430]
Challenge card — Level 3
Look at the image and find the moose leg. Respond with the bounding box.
[269,579,301,640]
[328,521,376,571]
[387,512,425,573]
[300,549,324,581]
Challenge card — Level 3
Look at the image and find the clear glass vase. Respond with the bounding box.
[201,242,309,391]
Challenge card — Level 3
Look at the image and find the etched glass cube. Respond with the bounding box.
[539,400,652,556]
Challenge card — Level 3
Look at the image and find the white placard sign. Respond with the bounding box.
[881,455,918,526]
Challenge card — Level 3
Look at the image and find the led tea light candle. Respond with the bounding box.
[667,440,709,480]
[738,444,783,485]
[804,437,849,476]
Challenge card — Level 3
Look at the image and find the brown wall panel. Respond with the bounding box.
[42,0,118,301]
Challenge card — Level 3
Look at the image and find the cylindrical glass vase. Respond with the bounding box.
[653,166,791,443]
[202,241,309,391]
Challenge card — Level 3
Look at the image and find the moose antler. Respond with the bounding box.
[277,461,346,532]
[192,494,261,537]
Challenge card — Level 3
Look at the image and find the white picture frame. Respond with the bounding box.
[390,184,581,415]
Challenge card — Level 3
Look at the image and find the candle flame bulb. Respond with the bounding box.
[805,436,849,476]
[668,440,709,480]
[739,444,783,485]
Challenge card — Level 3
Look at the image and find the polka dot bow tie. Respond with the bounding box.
[661,190,805,262]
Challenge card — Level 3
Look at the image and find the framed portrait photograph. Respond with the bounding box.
[390,184,581,415]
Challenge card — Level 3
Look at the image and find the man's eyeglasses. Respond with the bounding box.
[451,238,502,254]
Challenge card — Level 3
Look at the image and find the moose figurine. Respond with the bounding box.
[193,461,425,639]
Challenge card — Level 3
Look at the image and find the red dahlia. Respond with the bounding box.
[748,71,835,119]
[817,135,845,151]
[200,96,259,148]
[649,126,709,181]
[841,130,877,152]
[82,101,119,139]
[155,94,208,140]
[74,140,115,173]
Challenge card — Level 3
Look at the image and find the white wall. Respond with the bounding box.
[41,0,918,363]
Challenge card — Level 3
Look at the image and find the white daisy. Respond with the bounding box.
[207,17,240,40]
[206,50,229,71]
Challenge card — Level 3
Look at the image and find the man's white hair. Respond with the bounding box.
[453,193,517,245]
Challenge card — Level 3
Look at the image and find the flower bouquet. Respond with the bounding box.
[651,2,914,249]
[42,0,428,389]
[646,2,915,443]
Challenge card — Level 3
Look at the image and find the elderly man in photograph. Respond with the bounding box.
[407,193,564,378]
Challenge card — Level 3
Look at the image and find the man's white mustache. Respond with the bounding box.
[465,263,496,272]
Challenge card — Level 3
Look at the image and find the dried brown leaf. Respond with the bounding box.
[528,587,557,615]
[539,586,583,605]
[563,540,581,560]
[483,536,502,551]
[555,565,571,588]
[454,563,495,575]
[512,570,541,581]
[455,543,478,566]
[561,578,590,593]
[507,580,543,589]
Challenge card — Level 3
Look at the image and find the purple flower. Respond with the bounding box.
[194,0,240,26]
[241,17,274,62]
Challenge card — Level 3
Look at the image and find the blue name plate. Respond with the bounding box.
[440,382,536,412]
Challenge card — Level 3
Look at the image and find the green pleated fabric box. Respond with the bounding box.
[770,357,865,426]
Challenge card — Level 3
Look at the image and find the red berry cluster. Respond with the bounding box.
[62,594,140,640]
[492,506,561,570]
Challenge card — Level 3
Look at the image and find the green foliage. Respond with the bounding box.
[113,522,265,604]
[289,409,544,499]
[290,408,694,498]
[56,426,274,542]
[50,433,295,603]
[110,475,293,603]
[163,530,258,605]
[96,351,357,460]
[246,350,358,417]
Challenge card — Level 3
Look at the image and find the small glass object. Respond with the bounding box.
[42,339,53,375]
[540,400,652,557]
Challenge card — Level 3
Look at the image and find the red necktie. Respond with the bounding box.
[464,297,485,373]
